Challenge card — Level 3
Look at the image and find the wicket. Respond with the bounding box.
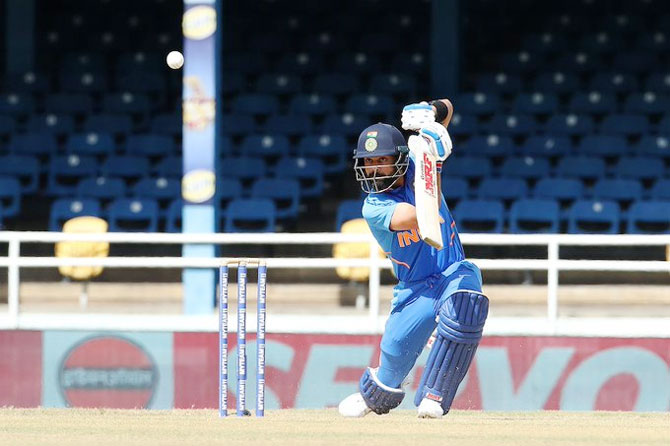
[218,259,267,417]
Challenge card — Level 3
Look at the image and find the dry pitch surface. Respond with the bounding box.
[1,408,668,446]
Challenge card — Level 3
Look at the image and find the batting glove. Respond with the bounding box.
[419,122,452,162]
[401,101,435,131]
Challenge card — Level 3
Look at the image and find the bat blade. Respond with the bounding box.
[408,135,443,250]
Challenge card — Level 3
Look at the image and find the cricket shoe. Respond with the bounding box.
[417,397,443,419]
[338,392,372,418]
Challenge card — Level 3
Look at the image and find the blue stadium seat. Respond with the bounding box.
[219,73,245,97]
[102,92,151,117]
[321,113,369,138]
[48,198,102,231]
[76,176,126,203]
[650,179,670,200]
[220,157,266,185]
[475,72,523,95]
[499,51,544,73]
[644,73,670,95]
[443,156,492,180]
[217,178,243,218]
[520,136,573,158]
[117,72,167,97]
[391,52,427,75]
[305,31,348,52]
[534,177,584,205]
[101,155,150,181]
[556,156,606,180]
[447,113,478,137]
[276,53,326,76]
[335,52,381,74]
[603,15,644,35]
[456,92,501,116]
[224,198,276,233]
[580,32,624,54]
[0,176,22,217]
[600,114,650,137]
[636,32,670,54]
[108,198,159,232]
[60,71,107,93]
[116,52,163,75]
[220,114,256,137]
[8,132,58,157]
[44,93,94,115]
[509,199,560,233]
[441,177,469,206]
[165,199,182,233]
[251,178,300,220]
[345,94,394,117]
[220,136,234,157]
[623,92,670,115]
[274,157,324,198]
[26,114,75,135]
[592,178,643,205]
[636,136,670,159]
[512,92,559,116]
[263,114,313,137]
[553,52,601,73]
[659,115,670,134]
[334,199,363,231]
[153,156,181,177]
[477,177,528,203]
[589,72,638,94]
[150,113,182,138]
[84,114,133,137]
[612,52,657,74]
[240,134,291,163]
[532,72,581,94]
[487,114,538,137]
[460,134,514,158]
[4,72,50,94]
[544,114,594,136]
[297,134,348,174]
[133,176,180,215]
[126,134,176,157]
[65,132,116,157]
[500,156,550,180]
[454,199,505,233]
[522,33,568,55]
[313,73,360,96]
[0,116,16,138]
[613,156,665,181]
[568,200,620,234]
[232,94,280,117]
[569,91,617,115]
[47,154,99,195]
[0,155,40,193]
[256,74,302,96]
[627,200,670,234]
[359,32,404,53]
[0,93,35,117]
[577,135,627,158]
[369,74,416,97]
[288,94,337,117]
[223,52,268,75]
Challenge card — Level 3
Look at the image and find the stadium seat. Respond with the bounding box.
[659,115,670,134]
[107,198,160,232]
[441,177,469,207]
[84,114,133,137]
[522,32,568,55]
[150,113,182,137]
[126,134,176,158]
[650,178,670,200]
[321,113,369,138]
[520,136,573,158]
[544,114,594,136]
[289,94,337,117]
[453,199,505,233]
[60,71,107,93]
[335,52,381,75]
[8,132,58,157]
[26,114,75,135]
[613,156,665,181]
[220,157,266,185]
[263,114,313,137]
[224,198,276,233]
[499,156,551,180]
[477,177,529,201]
[512,92,559,116]
[44,93,94,115]
[589,72,638,94]
[532,71,580,94]
[600,114,649,137]
[487,114,538,137]
[250,178,301,221]
[101,155,150,181]
[0,155,40,193]
[116,52,163,76]
[220,114,256,137]
[556,156,606,180]
[442,156,492,181]
[48,154,99,196]
[240,134,291,164]
[274,157,324,198]
[313,73,360,96]
[0,176,22,217]
[534,177,584,206]
[297,134,348,174]
[345,94,394,118]
[623,92,670,115]
[509,199,560,233]
[117,72,167,98]
[644,73,670,95]
[334,199,364,231]
[0,93,35,118]
[612,52,657,74]
[232,94,280,117]
[153,156,182,177]
[4,72,50,94]
[579,32,623,54]
[65,132,116,157]
[369,73,416,98]
[102,92,151,118]
[48,198,102,231]
[459,134,514,158]
[256,74,302,96]
[445,113,478,137]
[391,52,427,75]
[475,72,522,94]
[76,176,126,203]
[577,135,627,158]
[276,53,326,76]
[626,200,670,234]
[553,52,601,73]
[456,92,500,116]
[568,199,620,234]
[217,178,243,219]
[499,51,543,73]
[0,116,16,138]
[591,178,643,206]
[133,177,180,215]
[569,91,617,115]
[165,199,182,233]
[636,136,670,159]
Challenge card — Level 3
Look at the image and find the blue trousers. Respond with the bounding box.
[376,260,483,388]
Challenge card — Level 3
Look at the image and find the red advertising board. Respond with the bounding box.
[0,331,42,407]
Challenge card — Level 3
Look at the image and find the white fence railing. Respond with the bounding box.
[1,231,669,336]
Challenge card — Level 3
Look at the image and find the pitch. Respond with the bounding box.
[1,408,668,446]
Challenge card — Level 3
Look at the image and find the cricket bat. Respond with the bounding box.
[409,134,443,250]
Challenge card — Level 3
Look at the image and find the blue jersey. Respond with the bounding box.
[362,158,465,283]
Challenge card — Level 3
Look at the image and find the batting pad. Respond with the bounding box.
[414,291,489,413]
[359,367,405,415]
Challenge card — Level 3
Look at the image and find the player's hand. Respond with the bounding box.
[419,122,452,162]
[401,101,435,131]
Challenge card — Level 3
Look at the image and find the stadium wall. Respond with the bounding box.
[2,330,669,411]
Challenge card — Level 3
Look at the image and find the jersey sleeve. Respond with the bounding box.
[363,195,398,233]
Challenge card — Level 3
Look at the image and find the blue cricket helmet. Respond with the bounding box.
[353,123,410,193]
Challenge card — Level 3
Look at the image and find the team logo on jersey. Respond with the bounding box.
[364,138,378,152]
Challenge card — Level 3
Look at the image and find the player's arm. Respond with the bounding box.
[389,203,418,231]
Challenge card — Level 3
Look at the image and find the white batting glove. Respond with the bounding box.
[419,122,452,162]
[401,101,435,131]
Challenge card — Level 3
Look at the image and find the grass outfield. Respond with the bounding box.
[1,409,668,446]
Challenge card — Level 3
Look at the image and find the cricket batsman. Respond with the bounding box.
[338,99,489,418]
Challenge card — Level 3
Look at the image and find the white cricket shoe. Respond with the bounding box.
[338,392,372,418]
[417,398,443,419]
